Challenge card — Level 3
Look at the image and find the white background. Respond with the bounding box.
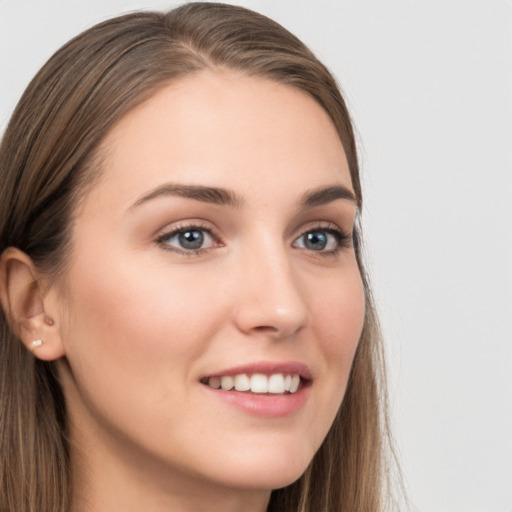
[1,1,511,511]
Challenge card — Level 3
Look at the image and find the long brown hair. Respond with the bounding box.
[0,3,397,511]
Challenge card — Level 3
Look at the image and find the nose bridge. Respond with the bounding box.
[233,232,309,338]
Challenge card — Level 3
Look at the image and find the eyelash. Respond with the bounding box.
[155,222,352,257]
[156,222,221,257]
[293,225,352,257]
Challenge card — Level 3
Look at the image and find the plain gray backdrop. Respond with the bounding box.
[1,1,511,510]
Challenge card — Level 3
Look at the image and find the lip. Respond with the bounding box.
[200,361,312,418]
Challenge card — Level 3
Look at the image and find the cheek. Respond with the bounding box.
[57,251,232,440]
[278,262,365,464]
[62,253,220,358]
[56,250,232,432]
[307,264,365,417]
[312,265,365,361]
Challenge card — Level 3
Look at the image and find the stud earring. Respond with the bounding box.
[31,339,44,350]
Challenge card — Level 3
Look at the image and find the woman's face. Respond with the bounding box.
[54,71,364,498]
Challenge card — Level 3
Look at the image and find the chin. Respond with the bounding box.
[204,447,313,492]
[254,468,305,490]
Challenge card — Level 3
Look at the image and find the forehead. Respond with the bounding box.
[86,71,351,211]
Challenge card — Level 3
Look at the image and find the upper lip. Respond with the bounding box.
[201,361,313,381]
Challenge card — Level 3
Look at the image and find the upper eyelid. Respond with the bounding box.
[292,220,349,237]
[293,225,350,243]
[156,219,346,236]
[155,222,221,248]
[155,220,219,238]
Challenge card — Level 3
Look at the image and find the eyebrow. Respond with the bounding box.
[299,185,358,208]
[130,184,244,210]
[130,183,357,211]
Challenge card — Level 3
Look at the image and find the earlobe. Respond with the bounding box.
[0,247,65,361]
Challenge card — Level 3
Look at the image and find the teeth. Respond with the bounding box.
[220,376,234,391]
[234,374,250,391]
[207,373,301,394]
[268,374,285,394]
[209,376,221,389]
[290,375,300,393]
[250,374,268,393]
[284,375,292,392]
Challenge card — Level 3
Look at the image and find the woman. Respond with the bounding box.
[0,3,395,511]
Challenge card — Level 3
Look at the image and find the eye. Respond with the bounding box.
[293,227,349,253]
[157,225,218,254]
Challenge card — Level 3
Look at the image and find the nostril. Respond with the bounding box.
[253,325,278,333]
[249,323,304,340]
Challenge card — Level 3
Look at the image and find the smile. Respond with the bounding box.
[203,373,301,394]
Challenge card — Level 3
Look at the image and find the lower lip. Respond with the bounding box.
[201,383,310,418]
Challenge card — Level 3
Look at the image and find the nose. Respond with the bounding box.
[232,245,309,340]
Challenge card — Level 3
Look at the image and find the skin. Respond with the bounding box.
[13,72,365,511]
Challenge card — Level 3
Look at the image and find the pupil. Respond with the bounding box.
[179,230,204,249]
[305,232,327,250]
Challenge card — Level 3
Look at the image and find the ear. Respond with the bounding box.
[0,247,65,361]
